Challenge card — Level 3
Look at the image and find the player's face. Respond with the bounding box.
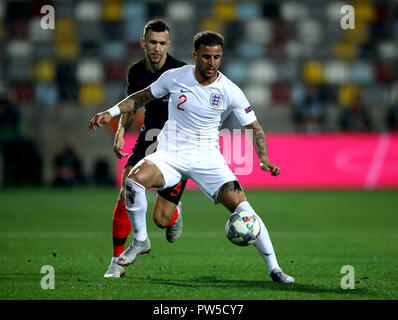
[141,30,171,65]
[193,45,223,81]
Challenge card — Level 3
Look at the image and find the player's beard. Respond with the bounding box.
[198,64,218,80]
[148,52,164,66]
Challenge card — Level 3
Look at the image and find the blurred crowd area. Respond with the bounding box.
[1,0,398,186]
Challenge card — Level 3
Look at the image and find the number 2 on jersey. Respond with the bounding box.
[177,94,186,111]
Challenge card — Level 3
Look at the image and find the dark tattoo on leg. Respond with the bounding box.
[219,180,243,194]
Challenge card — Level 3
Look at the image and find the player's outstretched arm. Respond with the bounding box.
[88,87,155,132]
[245,120,280,176]
[113,112,136,159]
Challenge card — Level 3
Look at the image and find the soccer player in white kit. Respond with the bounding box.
[89,31,294,283]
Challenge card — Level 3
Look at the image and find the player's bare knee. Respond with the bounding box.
[127,160,162,188]
[127,166,148,188]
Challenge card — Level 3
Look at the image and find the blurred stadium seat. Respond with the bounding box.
[78,82,105,106]
[0,0,397,147]
[75,1,102,21]
[77,59,104,83]
[166,1,194,22]
[224,60,249,84]
[249,60,277,84]
[34,59,56,82]
[102,0,122,22]
[29,17,53,41]
[237,2,261,20]
[35,82,58,106]
[214,2,237,22]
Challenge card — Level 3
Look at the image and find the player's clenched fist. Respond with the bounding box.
[88,111,112,132]
[260,160,281,176]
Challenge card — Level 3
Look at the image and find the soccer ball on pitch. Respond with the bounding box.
[224,211,261,246]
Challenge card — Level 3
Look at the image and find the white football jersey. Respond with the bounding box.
[150,65,256,153]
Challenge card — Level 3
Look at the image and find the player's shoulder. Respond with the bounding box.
[216,72,248,106]
[162,64,192,77]
[218,71,242,92]
[166,54,186,69]
[127,58,145,75]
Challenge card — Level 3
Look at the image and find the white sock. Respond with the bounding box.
[125,177,148,241]
[235,201,280,273]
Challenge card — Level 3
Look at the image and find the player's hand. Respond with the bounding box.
[88,111,112,132]
[113,133,128,159]
[260,159,280,176]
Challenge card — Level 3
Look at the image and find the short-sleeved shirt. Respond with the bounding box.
[127,54,186,131]
[150,65,257,153]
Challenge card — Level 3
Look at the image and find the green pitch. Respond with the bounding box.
[0,187,397,300]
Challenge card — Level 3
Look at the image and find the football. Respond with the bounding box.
[225,211,261,246]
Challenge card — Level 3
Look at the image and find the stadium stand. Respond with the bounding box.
[1,0,397,184]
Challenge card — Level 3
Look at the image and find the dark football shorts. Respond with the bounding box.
[125,131,186,205]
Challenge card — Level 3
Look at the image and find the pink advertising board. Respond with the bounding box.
[115,133,398,189]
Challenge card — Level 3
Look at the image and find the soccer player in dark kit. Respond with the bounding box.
[104,19,187,278]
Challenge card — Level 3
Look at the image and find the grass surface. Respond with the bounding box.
[0,187,397,300]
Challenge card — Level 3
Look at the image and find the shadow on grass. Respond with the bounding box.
[134,275,371,296]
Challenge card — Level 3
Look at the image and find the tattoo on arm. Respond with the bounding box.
[118,87,155,113]
[246,120,268,160]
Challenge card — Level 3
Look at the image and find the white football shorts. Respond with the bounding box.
[144,149,237,204]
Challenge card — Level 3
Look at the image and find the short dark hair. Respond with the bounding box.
[193,31,224,51]
[143,19,170,38]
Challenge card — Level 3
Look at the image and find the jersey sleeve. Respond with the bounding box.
[150,69,172,98]
[229,83,257,126]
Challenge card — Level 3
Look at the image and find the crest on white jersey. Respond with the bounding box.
[209,93,223,109]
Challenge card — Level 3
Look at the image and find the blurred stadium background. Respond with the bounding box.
[1,0,398,302]
[1,0,398,188]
